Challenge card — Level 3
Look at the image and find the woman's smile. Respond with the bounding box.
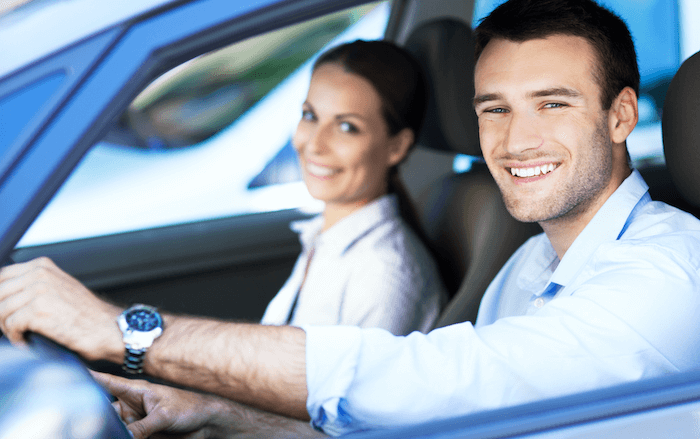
[305,161,340,179]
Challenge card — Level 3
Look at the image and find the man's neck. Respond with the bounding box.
[541,167,632,260]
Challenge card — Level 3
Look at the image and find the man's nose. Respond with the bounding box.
[503,112,543,155]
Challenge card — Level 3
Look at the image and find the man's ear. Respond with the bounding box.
[608,86,638,144]
[387,128,415,167]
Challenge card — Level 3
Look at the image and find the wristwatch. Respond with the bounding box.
[117,304,163,374]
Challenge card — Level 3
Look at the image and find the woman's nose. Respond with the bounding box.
[299,124,330,155]
[503,112,543,155]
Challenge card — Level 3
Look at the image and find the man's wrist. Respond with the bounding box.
[117,304,164,374]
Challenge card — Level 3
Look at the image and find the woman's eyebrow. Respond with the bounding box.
[335,113,367,121]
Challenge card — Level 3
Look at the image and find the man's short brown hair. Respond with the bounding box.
[474,0,640,110]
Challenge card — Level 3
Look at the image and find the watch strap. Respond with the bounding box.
[122,345,147,374]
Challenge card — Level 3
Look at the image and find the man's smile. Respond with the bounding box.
[507,163,559,178]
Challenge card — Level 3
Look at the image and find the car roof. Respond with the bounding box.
[0,0,177,79]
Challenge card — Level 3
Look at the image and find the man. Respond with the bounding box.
[1,0,699,437]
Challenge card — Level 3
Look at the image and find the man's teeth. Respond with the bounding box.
[510,163,556,177]
[307,163,338,177]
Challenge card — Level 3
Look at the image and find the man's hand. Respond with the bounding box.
[92,371,328,439]
[0,258,311,423]
[0,257,123,362]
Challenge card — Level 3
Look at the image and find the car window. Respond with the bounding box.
[471,0,691,168]
[17,1,390,248]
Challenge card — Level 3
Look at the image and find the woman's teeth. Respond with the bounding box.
[510,163,556,178]
[307,162,338,177]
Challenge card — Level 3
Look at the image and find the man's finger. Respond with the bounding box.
[127,420,150,439]
[0,257,50,283]
[0,266,30,301]
[1,306,32,344]
[0,258,60,303]
[0,261,26,283]
[127,409,171,439]
[91,370,126,393]
[0,287,33,323]
[91,371,146,401]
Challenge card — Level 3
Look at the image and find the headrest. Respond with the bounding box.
[404,19,481,156]
[662,51,700,208]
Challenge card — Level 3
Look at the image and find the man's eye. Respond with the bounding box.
[544,102,567,109]
[340,121,359,133]
[485,107,508,114]
[301,110,316,121]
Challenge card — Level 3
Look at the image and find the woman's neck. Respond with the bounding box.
[322,195,384,231]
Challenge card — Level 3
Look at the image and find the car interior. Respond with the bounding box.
[402,17,541,327]
[661,49,700,215]
[7,0,700,377]
[2,0,700,437]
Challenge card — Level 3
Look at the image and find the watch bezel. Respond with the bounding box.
[118,304,163,350]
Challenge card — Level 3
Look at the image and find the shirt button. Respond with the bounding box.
[534,298,545,308]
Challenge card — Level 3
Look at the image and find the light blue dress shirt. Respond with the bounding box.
[262,194,446,335]
[303,170,700,436]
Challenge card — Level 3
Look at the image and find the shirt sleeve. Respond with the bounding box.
[302,239,700,436]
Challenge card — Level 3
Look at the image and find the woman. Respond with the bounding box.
[261,40,446,335]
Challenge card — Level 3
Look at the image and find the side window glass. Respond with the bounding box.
[18,1,390,248]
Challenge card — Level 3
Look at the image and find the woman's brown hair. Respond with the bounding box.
[313,40,429,242]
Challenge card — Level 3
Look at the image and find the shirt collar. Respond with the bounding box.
[549,169,650,287]
[290,194,400,255]
[515,237,559,294]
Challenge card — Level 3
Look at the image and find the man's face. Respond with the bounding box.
[474,35,617,224]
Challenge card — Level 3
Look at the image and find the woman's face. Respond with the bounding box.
[293,63,411,211]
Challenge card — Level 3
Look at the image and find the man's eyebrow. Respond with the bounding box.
[473,88,583,108]
[527,87,582,99]
[473,93,503,108]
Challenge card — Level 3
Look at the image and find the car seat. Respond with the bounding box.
[402,19,541,327]
[662,50,700,218]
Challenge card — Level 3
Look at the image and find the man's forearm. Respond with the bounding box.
[143,315,309,420]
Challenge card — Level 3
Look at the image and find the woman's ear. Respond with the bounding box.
[387,128,415,167]
[609,86,638,144]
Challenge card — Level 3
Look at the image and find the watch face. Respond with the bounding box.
[125,307,162,332]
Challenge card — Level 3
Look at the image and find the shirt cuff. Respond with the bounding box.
[302,325,364,436]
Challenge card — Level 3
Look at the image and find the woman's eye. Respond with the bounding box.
[339,121,359,133]
[301,109,316,121]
